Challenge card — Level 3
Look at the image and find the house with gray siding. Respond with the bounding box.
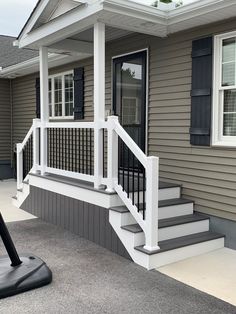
[1,0,236,269]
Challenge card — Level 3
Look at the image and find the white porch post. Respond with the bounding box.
[39,47,49,176]
[106,116,119,192]
[94,22,105,189]
[32,118,40,173]
[144,156,160,251]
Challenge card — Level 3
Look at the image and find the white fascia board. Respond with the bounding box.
[18,1,103,49]
[18,0,52,41]
[168,0,235,25]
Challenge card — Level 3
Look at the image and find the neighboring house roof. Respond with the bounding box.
[0,35,38,69]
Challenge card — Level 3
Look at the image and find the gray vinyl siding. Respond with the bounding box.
[0,79,11,161]
[12,73,38,146]
[12,17,236,222]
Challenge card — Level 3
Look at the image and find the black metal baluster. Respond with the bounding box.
[103,129,105,178]
[132,154,135,205]
[52,128,55,168]
[122,142,125,191]
[86,129,88,174]
[137,161,140,212]
[72,128,74,172]
[127,148,130,198]
[118,137,120,185]
[90,129,92,175]
[143,167,146,220]
[79,129,81,173]
[75,128,77,172]
[82,129,84,173]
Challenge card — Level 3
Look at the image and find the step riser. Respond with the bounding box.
[149,237,225,269]
[159,220,209,241]
[122,220,210,245]
[159,187,181,201]
[159,203,193,220]
[133,187,181,203]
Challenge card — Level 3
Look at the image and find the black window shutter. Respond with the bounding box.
[35,77,40,119]
[190,36,213,146]
[73,67,84,120]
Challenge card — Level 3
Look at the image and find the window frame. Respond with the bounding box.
[49,70,74,120]
[213,31,236,147]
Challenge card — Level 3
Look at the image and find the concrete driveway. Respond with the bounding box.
[0,218,235,314]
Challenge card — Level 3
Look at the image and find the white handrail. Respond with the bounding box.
[21,125,34,149]
[45,122,95,129]
[114,121,147,168]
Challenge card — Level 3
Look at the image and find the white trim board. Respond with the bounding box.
[29,174,124,208]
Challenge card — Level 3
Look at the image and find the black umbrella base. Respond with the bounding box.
[0,254,52,298]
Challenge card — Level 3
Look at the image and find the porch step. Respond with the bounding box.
[121,213,209,234]
[110,198,194,220]
[135,231,225,255]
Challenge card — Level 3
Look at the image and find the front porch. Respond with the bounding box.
[13,0,226,270]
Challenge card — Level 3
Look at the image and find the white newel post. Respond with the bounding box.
[39,47,49,176]
[144,156,160,251]
[94,22,105,189]
[32,118,40,173]
[16,143,23,190]
[106,116,119,192]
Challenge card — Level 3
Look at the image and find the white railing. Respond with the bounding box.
[106,116,160,252]
[17,116,160,251]
[16,119,41,190]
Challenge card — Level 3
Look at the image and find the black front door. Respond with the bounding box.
[113,50,147,169]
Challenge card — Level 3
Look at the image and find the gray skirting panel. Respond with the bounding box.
[22,186,131,260]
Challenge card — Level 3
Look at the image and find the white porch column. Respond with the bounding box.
[39,47,49,175]
[94,22,105,189]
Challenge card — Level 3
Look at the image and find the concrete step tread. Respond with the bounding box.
[121,214,209,234]
[135,231,225,255]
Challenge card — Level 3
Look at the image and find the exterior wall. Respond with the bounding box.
[0,78,12,179]
[22,186,131,260]
[12,17,236,222]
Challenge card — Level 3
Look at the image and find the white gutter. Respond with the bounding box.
[0,53,67,78]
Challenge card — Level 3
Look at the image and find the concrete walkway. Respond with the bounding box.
[0,180,35,222]
[158,247,236,307]
[0,219,235,314]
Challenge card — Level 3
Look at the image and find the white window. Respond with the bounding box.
[213,31,236,146]
[49,71,74,119]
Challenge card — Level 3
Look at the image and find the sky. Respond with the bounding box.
[0,0,198,37]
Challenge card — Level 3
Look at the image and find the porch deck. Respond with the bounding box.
[30,172,179,194]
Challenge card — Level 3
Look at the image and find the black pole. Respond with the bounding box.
[0,213,22,267]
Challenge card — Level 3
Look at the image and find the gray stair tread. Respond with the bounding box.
[110,206,129,213]
[17,188,23,192]
[121,214,209,234]
[159,182,181,189]
[135,231,225,255]
[111,198,193,214]
[137,198,193,211]
[12,196,17,200]
[159,213,208,228]
[159,198,193,208]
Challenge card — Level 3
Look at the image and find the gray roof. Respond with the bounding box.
[0,35,38,69]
